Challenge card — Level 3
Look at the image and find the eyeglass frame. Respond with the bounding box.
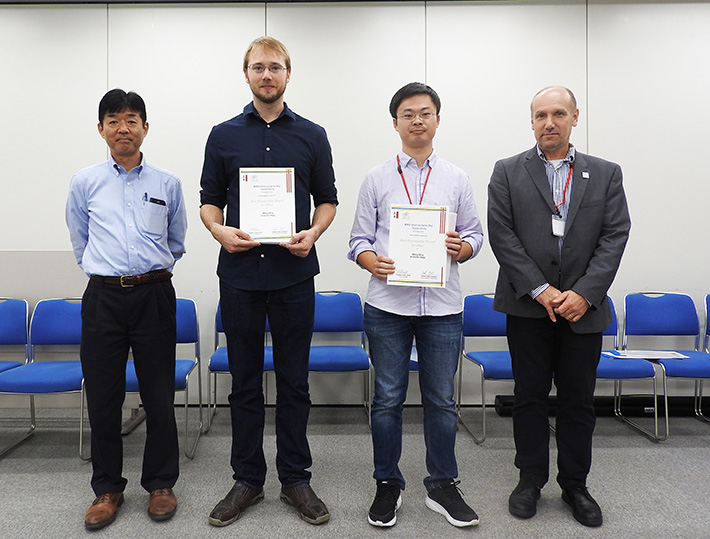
[396,111,437,122]
[247,64,289,74]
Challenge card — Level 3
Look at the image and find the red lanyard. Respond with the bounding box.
[397,154,432,205]
[554,163,573,217]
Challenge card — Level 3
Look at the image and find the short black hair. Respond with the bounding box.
[98,89,147,125]
[389,82,441,118]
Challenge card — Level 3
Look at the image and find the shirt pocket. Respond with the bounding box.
[141,201,168,238]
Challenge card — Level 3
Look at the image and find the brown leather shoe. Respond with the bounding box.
[85,492,124,530]
[280,484,330,525]
[208,482,264,527]
[148,488,177,521]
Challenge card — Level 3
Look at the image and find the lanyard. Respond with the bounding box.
[397,154,432,206]
[554,163,573,217]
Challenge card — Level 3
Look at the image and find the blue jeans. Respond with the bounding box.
[220,278,315,488]
[364,303,462,491]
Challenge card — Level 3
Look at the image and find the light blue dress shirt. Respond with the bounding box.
[65,154,187,277]
[530,144,575,299]
[348,150,484,317]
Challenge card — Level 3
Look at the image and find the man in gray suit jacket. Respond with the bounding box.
[487,86,630,528]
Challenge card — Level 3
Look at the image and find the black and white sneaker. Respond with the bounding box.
[425,479,479,527]
[367,480,402,527]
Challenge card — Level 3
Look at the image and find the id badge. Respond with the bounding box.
[552,215,566,237]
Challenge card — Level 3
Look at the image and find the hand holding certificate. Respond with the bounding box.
[239,167,296,243]
[387,204,456,288]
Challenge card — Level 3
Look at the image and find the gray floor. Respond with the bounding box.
[1,406,709,538]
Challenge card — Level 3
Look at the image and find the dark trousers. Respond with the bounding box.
[506,315,601,489]
[80,278,179,495]
[220,278,315,488]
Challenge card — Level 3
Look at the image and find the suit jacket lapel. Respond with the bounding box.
[565,152,589,231]
[523,148,557,215]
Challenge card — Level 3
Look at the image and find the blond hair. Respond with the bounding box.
[243,36,291,70]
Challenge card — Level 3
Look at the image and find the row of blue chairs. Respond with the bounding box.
[457,293,710,444]
[0,297,202,460]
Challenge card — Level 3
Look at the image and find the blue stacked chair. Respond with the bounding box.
[0,298,85,459]
[624,292,710,435]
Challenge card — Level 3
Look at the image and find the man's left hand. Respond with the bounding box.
[445,231,472,262]
[280,229,317,258]
[551,290,589,323]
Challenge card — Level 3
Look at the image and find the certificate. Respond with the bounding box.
[387,204,455,288]
[239,167,296,243]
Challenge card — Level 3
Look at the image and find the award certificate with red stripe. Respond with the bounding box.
[239,167,296,243]
[387,204,455,288]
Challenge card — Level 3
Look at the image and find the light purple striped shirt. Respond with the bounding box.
[348,150,484,317]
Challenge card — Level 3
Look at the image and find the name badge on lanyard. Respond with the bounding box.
[552,163,573,238]
[552,214,566,237]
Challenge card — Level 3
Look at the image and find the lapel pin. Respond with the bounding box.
[582,171,590,179]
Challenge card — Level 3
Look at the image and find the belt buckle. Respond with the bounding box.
[119,275,135,288]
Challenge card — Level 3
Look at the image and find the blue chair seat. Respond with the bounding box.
[307,346,369,372]
[125,359,197,392]
[658,352,710,378]
[0,361,83,393]
[464,351,514,380]
[263,346,368,372]
[212,346,277,373]
[597,356,656,379]
[0,361,22,374]
[209,347,228,373]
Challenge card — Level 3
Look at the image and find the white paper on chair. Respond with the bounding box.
[602,350,689,360]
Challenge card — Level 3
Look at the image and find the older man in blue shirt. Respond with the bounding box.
[66,89,187,530]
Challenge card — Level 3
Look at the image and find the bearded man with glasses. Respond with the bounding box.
[200,36,338,528]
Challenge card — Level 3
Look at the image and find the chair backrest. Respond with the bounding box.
[313,292,364,333]
[29,298,82,346]
[462,294,506,337]
[176,298,198,344]
[215,300,224,334]
[705,294,710,352]
[176,298,200,362]
[602,296,619,350]
[623,292,700,349]
[0,298,28,346]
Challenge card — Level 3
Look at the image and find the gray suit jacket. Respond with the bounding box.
[487,146,631,334]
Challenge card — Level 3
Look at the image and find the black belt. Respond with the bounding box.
[90,270,172,288]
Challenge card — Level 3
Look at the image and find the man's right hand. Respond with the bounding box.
[210,224,260,253]
[535,285,562,322]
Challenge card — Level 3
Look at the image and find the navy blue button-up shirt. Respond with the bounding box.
[200,102,338,290]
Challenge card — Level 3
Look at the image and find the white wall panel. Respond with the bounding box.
[588,0,710,305]
[0,6,107,250]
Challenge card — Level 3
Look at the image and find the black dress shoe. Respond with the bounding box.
[280,483,330,525]
[208,482,264,527]
[562,486,603,527]
[508,479,541,519]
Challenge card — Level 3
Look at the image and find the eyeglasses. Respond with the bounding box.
[397,112,436,121]
[248,64,288,74]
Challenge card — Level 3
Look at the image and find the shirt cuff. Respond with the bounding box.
[530,283,550,300]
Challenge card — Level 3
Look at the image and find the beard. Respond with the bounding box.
[253,85,286,105]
